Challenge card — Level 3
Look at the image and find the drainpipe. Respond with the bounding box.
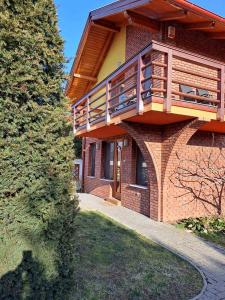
[81,137,86,192]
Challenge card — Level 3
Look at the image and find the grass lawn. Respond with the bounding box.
[176,223,225,248]
[0,211,203,300]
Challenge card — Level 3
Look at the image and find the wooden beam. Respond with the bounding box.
[74,73,97,82]
[159,10,188,21]
[185,21,215,30]
[208,32,225,40]
[91,20,120,33]
[124,10,160,33]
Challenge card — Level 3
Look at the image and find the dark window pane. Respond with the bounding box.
[136,147,147,186]
[89,143,96,176]
[104,142,114,180]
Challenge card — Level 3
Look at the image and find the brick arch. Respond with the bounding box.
[161,119,206,220]
[120,121,161,220]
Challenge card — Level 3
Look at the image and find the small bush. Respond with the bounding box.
[178,217,225,234]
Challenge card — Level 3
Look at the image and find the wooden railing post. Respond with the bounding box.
[73,107,77,134]
[86,97,90,131]
[105,81,111,125]
[136,54,144,115]
[217,66,225,121]
[164,49,173,113]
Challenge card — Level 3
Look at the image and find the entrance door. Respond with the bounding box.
[113,141,123,200]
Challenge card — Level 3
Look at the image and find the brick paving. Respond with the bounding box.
[79,193,225,300]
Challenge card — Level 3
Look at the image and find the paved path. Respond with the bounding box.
[78,193,225,300]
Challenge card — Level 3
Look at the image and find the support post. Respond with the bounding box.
[86,97,90,131]
[136,54,144,114]
[217,66,225,121]
[105,81,111,125]
[164,49,173,113]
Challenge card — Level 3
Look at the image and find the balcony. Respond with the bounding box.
[72,40,225,137]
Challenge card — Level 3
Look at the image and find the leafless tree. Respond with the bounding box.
[171,145,225,216]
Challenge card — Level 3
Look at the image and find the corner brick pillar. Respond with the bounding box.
[161,119,206,221]
[120,119,206,221]
[120,121,161,220]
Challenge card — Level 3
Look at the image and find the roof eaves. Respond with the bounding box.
[90,0,151,20]
[168,0,225,25]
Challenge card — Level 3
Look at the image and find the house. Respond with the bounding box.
[66,0,225,222]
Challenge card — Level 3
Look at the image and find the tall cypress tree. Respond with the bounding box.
[0,0,78,297]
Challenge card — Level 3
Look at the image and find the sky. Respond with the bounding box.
[54,0,225,73]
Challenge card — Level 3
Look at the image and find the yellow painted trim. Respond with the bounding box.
[171,106,216,121]
[150,102,217,121]
[97,26,126,84]
[151,102,163,112]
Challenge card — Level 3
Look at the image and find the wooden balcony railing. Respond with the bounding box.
[72,40,225,134]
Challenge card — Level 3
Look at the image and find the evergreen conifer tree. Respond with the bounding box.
[0,0,78,297]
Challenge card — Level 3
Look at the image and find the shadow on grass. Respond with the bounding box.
[0,171,79,300]
[0,250,47,299]
[0,208,203,300]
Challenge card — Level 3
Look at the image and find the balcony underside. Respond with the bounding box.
[78,98,225,139]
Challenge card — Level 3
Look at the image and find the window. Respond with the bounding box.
[89,143,96,176]
[142,55,152,99]
[103,142,114,180]
[136,146,148,186]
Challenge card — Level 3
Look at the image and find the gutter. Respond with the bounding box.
[168,0,225,24]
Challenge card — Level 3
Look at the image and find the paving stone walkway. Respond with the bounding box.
[78,193,225,300]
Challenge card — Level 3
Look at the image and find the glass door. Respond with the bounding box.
[113,141,123,200]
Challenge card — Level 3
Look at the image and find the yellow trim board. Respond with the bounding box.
[151,102,216,121]
[171,106,216,121]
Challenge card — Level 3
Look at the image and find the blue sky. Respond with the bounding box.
[54,0,225,73]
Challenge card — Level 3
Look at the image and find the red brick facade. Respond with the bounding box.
[83,120,225,222]
[82,24,225,222]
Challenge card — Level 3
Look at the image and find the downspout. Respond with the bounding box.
[81,137,86,192]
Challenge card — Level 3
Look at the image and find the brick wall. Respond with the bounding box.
[83,135,151,217]
[83,121,225,223]
[162,24,225,62]
[126,26,152,60]
[83,137,113,198]
[125,24,223,104]
[121,137,150,216]
[162,128,225,221]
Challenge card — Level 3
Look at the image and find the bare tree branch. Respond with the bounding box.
[170,144,225,215]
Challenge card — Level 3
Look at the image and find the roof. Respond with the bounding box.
[66,0,225,103]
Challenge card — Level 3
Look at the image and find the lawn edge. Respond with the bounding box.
[82,209,207,300]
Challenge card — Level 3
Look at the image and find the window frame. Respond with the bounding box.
[136,145,148,187]
[89,143,96,177]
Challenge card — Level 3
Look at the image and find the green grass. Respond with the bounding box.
[72,212,203,300]
[0,211,203,300]
[176,223,225,248]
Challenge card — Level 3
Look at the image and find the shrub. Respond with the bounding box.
[178,217,225,234]
[0,0,79,298]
